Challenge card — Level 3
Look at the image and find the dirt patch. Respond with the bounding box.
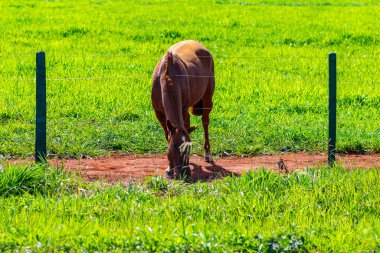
[49,153,380,182]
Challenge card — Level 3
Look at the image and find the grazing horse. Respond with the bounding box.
[151,40,215,178]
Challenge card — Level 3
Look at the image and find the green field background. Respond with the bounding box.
[0,0,379,157]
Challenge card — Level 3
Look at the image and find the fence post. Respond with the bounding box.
[35,51,47,163]
[328,52,336,166]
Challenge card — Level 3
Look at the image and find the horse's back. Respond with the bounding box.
[169,40,209,57]
[151,40,214,112]
[169,40,213,72]
[171,41,214,104]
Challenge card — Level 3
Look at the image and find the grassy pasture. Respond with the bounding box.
[0,163,379,252]
[0,0,379,157]
[1,2,379,251]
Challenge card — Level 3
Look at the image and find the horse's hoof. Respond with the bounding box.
[175,168,191,180]
[164,168,174,179]
[175,171,192,182]
[205,155,213,163]
[184,168,192,178]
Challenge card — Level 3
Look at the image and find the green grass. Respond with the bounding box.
[0,0,379,157]
[0,163,77,197]
[0,163,379,252]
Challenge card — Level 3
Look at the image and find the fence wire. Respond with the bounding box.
[0,53,379,59]
[0,53,379,159]
[1,77,378,85]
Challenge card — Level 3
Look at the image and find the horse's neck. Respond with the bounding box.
[162,80,185,130]
[161,53,188,130]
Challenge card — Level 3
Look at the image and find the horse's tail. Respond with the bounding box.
[163,50,174,87]
[190,100,203,116]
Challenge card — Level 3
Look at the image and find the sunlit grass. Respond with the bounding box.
[0,0,379,157]
[0,163,379,251]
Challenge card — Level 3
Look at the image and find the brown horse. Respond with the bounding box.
[151,40,215,178]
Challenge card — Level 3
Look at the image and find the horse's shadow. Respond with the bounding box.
[190,162,240,182]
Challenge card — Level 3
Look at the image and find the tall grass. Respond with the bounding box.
[0,163,81,196]
[0,163,379,251]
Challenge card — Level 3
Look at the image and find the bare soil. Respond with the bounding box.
[49,153,380,182]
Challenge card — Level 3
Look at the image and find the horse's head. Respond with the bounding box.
[166,121,197,178]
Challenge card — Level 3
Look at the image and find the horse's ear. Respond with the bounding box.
[188,125,199,134]
[163,51,174,87]
[165,51,173,69]
[167,50,172,59]
[166,120,176,134]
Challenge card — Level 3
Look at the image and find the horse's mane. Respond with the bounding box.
[163,51,174,87]
[163,50,183,130]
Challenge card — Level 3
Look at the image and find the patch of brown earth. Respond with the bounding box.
[50,153,380,182]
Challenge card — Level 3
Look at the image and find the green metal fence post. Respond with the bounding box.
[328,52,337,167]
[36,51,47,162]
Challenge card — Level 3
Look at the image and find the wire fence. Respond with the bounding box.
[0,52,379,59]
[0,53,379,161]
[1,53,378,83]
[1,77,378,83]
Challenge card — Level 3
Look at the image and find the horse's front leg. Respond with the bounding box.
[154,109,169,141]
[183,109,191,131]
